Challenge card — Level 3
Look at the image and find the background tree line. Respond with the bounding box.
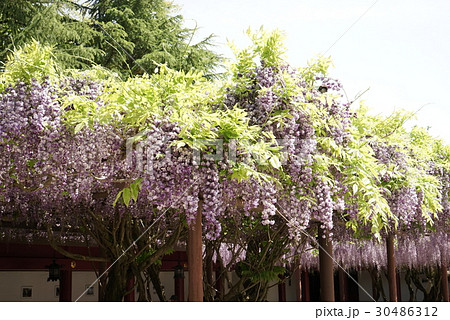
[0,0,222,78]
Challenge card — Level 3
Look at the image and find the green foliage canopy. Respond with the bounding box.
[0,0,223,78]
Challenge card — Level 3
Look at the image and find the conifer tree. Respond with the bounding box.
[0,0,222,77]
[86,0,222,77]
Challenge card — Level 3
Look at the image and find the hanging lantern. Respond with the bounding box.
[174,263,184,279]
[46,260,61,282]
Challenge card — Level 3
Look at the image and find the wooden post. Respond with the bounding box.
[396,270,402,302]
[338,268,348,302]
[98,248,107,301]
[294,263,302,301]
[371,273,377,301]
[188,204,203,302]
[174,271,185,302]
[59,269,72,302]
[318,226,335,302]
[441,255,449,302]
[278,281,287,302]
[386,233,398,302]
[302,269,310,301]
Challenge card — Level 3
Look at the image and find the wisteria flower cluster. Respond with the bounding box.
[0,32,448,287]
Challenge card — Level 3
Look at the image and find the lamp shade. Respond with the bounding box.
[46,260,61,282]
[174,264,184,279]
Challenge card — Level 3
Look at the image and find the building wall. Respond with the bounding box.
[72,271,99,302]
[0,271,98,302]
[0,269,445,302]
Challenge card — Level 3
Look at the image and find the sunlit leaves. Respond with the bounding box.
[0,41,58,91]
[113,178,143,207]
[247,27,287,68]
[2,29,449,258]
[299,55,333,86]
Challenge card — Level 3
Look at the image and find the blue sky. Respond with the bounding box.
[176,0,450,143]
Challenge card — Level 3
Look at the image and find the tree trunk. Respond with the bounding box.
[148,264,166,301]
[101,263,129,301]
[215,267,224,300]
[124,276,135,302]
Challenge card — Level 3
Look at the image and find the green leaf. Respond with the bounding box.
[130,179,142,202]
[130,183,139,202]
[74,122,85,134]
[176,141,186,148]
[269,155,281,169]
[26,159,38,169]
[113,190,123,207]
[272,266,286,275]
[352,184,358,195]
[122,187,131,207]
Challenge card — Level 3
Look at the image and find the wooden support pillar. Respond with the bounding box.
[98,249,107,301]
[278,281,287,302]
[338,268,348,302]
[59,269,72,302]
[174,271,185,302]
[396,270,402,302]
[302,269,310,301]
[386,233,398,302]
[294,263,302,301]
[318,227,335,302]
[205,247,214,301]
[188,204,203,302]
[124,277,135,302]
[441,259,449,302]
[370,267,379,301]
